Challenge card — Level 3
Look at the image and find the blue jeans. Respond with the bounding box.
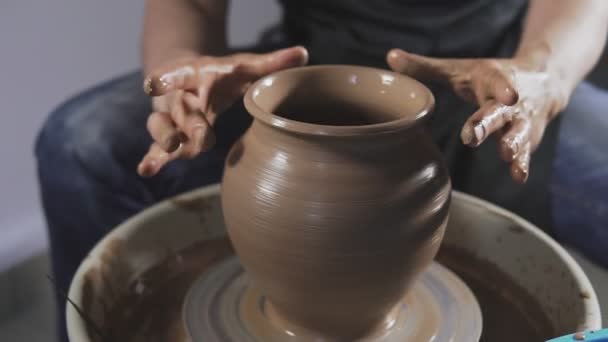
[551,83,608,268]
[35,70,608,340]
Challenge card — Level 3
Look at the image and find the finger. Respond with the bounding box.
[183,111,216,153]
[200,74,245,126]
[499,117,531,162]
[170,90,188,131]
[238,46,309,79]
[494,125,510,161]
[387,49,464,83]
[178,131,216,160]
[183,91,201,112]
[195,71,246,131]
[475,66,519,105]
[137,142,178,177]
[170,89,215,152]
[511,142,531,183]
[146,112,183,152]
[196,72,217,114]
[461,102,514,146]
[205,107,220,127]
[144,63,201,96]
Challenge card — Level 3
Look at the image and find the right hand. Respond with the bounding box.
[138,46,309,177]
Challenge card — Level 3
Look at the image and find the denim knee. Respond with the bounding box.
[551,82,608,267]
[35,72,151,185]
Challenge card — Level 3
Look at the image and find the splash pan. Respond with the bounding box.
[66,185,601,341]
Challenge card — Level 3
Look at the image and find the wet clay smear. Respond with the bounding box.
[100,239,233,342]
[436,245,555,342]
[95,239,553,342]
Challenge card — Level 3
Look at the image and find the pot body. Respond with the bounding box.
[221,66,451,338]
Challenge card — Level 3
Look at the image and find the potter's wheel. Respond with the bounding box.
[183,256,482,341]
[66,186,602,342]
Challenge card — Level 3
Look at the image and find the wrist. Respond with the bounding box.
[514,41,553,72]
[514,42,573,110]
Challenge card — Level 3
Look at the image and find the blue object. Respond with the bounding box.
[547,329,608,341]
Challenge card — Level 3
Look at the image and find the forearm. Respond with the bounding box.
[515,0,608,97]
[142,0,228,74]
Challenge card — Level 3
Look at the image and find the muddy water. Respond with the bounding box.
[436,246,555,341]
[93,239,553,342]
[97,239,233,342]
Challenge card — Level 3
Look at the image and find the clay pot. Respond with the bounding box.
[221,65,451,339]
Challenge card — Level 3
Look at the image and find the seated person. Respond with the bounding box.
[35,1,608,340]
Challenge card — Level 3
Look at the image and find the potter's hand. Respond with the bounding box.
[387,49,568,183]
[138,46,309,177]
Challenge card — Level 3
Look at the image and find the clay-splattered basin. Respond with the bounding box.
[66,184,601,341]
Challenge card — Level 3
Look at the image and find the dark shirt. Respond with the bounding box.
[278,0,527,66]
[274,1,559,236]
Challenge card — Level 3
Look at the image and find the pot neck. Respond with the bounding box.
[250,118,430,154]
[243,65,435,139]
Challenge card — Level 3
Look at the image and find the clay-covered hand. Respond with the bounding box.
[387,49,568,183]
[138,46,309,177]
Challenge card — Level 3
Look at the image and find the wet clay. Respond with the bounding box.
[88,239,233,342]
[222,65,451,339]
[436,245,555,342]
[93,238,553,342]
[184,255,481,341]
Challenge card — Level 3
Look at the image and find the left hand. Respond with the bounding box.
[387,48,569,183]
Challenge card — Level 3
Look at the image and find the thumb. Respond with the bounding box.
[247,46,309,77]
[387,49,460,84]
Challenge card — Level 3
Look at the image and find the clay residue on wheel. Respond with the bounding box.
[171,196,217,232]
[508,225,526,234]
[171,196,215,215]
[436,245,555,342]
[95,239,233,342]
[80,238,135,341]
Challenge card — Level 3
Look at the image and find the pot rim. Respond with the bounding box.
[243,65,435,137]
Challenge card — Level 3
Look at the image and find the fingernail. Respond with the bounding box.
[512,164,528,183]
[506,87,519,104]
[461,126,473,145]
[143,76,168,96]
[388,49,401,60]
[295,46,309,63]
[387,50,406,70]
[138,160,157,177]
[137,162,146,176]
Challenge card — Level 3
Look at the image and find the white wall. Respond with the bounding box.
[0,0,279,270]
